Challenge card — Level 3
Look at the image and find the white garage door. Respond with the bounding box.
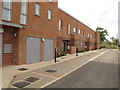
[27,37,40,64]
[44,39,54,60]
[0,34,2,67]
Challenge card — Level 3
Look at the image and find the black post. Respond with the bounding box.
[55,48,57,63]
[76,47,78,56]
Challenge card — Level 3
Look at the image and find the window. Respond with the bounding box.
[4,44,12,53]
[35,3,40,16]
[73,28,76,33]
[78,29,81,34]
[48,0,52,2]
[2,0,12,21]
[90,34,92,38]
[88,33,90,38]
[68,24,71,34]
[48,9,52,20]
[20,0,28,25]
[58,20,62,30]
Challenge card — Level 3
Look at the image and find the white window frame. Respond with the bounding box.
[58,20,62,30]
[68,24,71,34]
[90,34,92,38]
[78,29,81,34]
[48,0,52,2]
[20,0,28,25]
[88,33,90,38]
[48,9,52,20]
[2,0,12,21]
[35,3,40,16]
[73,27,76,33]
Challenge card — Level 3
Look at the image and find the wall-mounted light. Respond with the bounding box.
[0,28,4,33]
[41,38,45,42]
[14,33,17,37]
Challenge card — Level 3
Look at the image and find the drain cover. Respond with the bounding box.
[46,70,57,73]
[18,68,28,71]
[25,77,39,83]
[12,81,30,88]
[61,58,65,59]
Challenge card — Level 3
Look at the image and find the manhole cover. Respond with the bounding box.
[46,70,57,73]
[25,77,39,83]
[61,58,65,59]
[18,68,28,71]
[12,81,30,88]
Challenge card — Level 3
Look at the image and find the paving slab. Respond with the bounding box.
[9,71,55,88]
[2,49,107,88]
[34,52,100,77]
[8,50,107,88]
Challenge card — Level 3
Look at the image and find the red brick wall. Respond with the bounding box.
[2,2,58,65]
[57,9,98,52]
[2,27,19,66]
[95,32,100,49]
[17,2,58,65]
[1,1,100,66]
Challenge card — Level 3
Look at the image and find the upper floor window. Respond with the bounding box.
[58,20,62,30]
[90,34,93,38]
[48,9,52,20]
[73,28,76,33]
[68,24,71,34]
[88,33,90,38]
[20,0,28,25]
[2,0,12,21]
[78,29,81,34]
[35,3,41,16]
[48,0,52,2]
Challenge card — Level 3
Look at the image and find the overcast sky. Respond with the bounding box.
[58,0,119,40]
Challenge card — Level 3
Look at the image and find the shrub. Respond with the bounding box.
[78,50,86,53]
[109,46,117,49]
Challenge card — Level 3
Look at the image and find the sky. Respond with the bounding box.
[58,0,119,41]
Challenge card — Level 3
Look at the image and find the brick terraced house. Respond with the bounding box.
[0,0,100,66]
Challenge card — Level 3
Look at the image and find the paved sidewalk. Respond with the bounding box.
[1,49,107,88]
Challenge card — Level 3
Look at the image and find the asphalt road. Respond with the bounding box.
[45,49,119,88]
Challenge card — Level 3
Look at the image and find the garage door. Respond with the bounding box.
[0,34,2,67]
[44,39,54,60]
[27,37,40,64]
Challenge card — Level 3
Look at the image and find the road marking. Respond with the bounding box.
[32,72,57,79]
[53,76,62,78]
[40,49,110,88]
[88,50,109,61]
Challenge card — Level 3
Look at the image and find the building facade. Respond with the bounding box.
[0,0,100,66]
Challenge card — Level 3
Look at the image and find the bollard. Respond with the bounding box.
[55,48,57,63]
[76,47,78,56]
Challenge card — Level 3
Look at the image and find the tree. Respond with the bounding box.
[110,37,119,46]
[104,39,111,46]
[96,27,109,44]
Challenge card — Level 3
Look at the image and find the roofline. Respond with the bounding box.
[58,7,95,32]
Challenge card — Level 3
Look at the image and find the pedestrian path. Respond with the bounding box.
[2,49,107,88]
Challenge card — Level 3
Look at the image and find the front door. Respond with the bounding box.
[0,34,2,67]
[62,41,67,52]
